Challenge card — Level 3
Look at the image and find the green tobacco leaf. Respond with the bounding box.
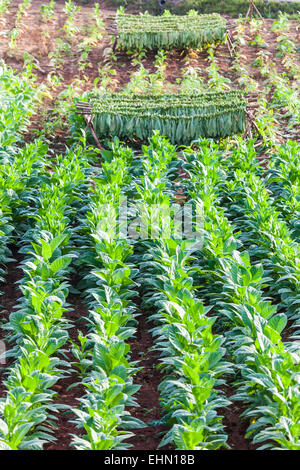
[268,313,287,334]
[50,255,72,274]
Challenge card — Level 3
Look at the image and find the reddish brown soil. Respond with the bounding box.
[165,49,186,88]
[127,313,173,451]
[45,292,90,450]
[45,374,85,451]
[220,385,259,451]
[281,318,295,344]
[0,246,23,319]
[0,246,24,397]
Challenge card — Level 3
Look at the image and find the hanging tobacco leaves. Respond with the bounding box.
[80,91,247,144]
[116,12,227,50]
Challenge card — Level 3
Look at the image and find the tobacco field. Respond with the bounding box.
[0,0,299,451]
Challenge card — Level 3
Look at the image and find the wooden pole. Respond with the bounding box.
[246,0,263,20]
[226,29,236,58]
[83,114,104,151]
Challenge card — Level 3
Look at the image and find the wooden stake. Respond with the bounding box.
[112,37,118,53]
[246,0,263,20]
[226,30,236,58]
[244,114,253,139]
[83,114,104,151]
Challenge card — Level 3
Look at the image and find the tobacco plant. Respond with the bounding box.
[40,0,55,23]
[62,0,81,42]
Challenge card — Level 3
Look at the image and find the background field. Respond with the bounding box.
[0,0,299,452]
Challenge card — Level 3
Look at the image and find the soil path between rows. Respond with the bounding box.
[127,312,172,450]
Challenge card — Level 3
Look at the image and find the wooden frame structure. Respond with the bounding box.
[105,14,237,56]
[75,93,259,149]
[246,0,263,20]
